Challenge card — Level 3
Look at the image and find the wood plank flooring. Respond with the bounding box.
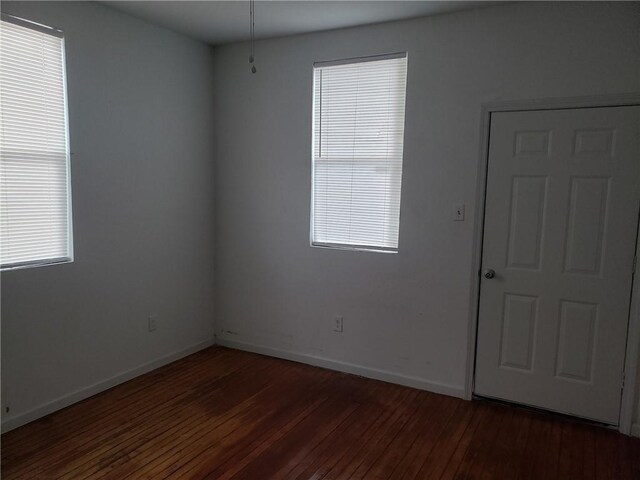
[2,347,639,479]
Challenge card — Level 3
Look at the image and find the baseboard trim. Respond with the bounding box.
[1,338,215,433]
[216,337,465,399]
[631,423,640,438]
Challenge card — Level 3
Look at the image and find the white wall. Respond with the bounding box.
[1,2,216,431]
[212,2,640,398]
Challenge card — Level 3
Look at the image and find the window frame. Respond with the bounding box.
[0,13,74,271]
[309,52,408,254]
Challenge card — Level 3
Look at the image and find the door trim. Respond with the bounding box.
[464,92,640,435]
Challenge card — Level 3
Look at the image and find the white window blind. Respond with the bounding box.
[0,15,72,269]
[311,53,407,252]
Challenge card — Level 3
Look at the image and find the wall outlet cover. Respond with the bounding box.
[148,314,158,332]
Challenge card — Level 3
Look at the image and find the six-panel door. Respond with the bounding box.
[475,106,640,425]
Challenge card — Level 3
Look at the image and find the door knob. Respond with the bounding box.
[484,269,496,279]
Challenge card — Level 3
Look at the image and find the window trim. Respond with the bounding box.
[0,14,74,271]
[312,51,407,69]
[311,242,398,255]
[0,12,64,38]
[1,257,73,272]
[309,52,408,253]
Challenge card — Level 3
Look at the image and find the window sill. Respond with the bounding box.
[1,257,73,272]
[310,242,397,254]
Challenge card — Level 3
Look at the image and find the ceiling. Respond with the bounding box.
[103,1,504,46]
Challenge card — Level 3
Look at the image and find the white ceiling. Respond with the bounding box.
[103,1,504,46]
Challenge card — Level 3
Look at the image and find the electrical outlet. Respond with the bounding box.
[148,314,157,332]
[333,316,343,333]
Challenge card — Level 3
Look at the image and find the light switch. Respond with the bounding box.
[454,203,465,221]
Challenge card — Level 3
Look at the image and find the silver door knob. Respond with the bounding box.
[484,269,496,279]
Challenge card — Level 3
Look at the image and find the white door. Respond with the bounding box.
[475,106,640,425]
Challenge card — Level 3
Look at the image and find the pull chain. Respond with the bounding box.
[248,0,256,74]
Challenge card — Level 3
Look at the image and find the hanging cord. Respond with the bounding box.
[249,0,256,73]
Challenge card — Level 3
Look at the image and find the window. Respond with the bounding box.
[0,14,72,270]
[311,53,407,252]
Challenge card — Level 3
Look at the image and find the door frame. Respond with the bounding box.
[464,92,640,435]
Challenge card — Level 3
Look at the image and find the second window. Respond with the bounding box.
[311,53,408,252]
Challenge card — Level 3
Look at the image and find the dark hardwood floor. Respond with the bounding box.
[2,347,639,479]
